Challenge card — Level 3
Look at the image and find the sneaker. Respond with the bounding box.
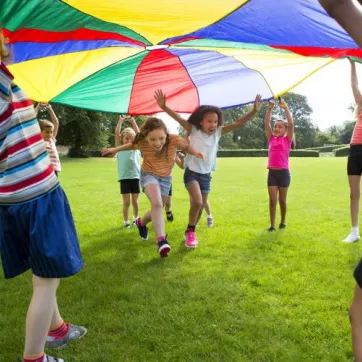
[166,211,174,222]
[124,222,131,229]
[45,355,67,362]
[158,239,171,258]
[343,233,360,243]
[185,230,198,248]
[132,219,137,226]
[267,227,276,232]
[206,216,214,227]
[279,223,286,230]
[46,324,87,349]
[135,218,148,240]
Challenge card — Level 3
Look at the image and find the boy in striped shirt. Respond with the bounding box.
[0,30,85,362]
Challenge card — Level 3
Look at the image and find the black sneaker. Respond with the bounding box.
[279,223,286,230]
[166,210,174,222]
[267,226,276,232]
[158,239,171,258]
[135,218,148,240]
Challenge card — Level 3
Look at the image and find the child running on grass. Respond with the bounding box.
[35,103,61,176]
[102,117,205,258]
[114,115,141,228]
[0,29,85,362]
[264,98,294,232]
[154,89,261,248]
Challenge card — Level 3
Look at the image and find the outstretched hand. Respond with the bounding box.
[101,147,117,157]
[253,94,262,113]
[267,100,275,110]
[154,89,166,109]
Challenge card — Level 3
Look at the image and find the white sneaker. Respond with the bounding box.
[343,233,360,243]
[206,216,214,227]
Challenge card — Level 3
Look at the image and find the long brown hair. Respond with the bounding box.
[133,117,169,154]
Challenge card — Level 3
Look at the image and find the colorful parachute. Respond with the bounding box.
[1,0,360,114]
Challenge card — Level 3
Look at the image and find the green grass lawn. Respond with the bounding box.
[0,157,360,361]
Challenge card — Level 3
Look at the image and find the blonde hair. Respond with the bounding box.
[120,127,136,144]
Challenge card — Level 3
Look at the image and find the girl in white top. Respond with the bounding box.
[154,89,261,248]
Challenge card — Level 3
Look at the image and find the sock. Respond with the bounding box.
[133,216,138,221]
[352,226,359,235]
[207,214,212,218]
[23,354,45,362]
[157,236,166,242]
[187,225,196,232]
[124,220,130,225]
[48,321,70,339]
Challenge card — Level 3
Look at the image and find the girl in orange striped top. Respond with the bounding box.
[102,117,205,258]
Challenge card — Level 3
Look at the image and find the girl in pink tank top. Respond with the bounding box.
[264,99,294,232]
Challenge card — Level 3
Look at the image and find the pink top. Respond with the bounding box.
[44,138,61,172]
[351,113,362,145]
[268,136,292,169]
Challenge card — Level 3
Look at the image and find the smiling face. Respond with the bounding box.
[41,126,54,141]
[146,128,167,151]
[273,120,287,137]
[200,112,219,135]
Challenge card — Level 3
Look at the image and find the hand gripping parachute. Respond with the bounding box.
[1,0,360,114]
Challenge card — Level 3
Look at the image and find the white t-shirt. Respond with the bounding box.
[184,125,222,174]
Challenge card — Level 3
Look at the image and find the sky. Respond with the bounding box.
[158,59,362,134]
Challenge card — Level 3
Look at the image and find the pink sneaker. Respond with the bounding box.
[185,230,198,248]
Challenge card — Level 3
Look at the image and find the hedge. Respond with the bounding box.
[334,146,350,157]
[306,145,341,152]
[217,149,319,157]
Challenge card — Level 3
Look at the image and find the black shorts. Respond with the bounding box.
[354,259,362,289]
[168,184,172,197]
[348,145,362,175]
[119,179,140,194]
[267,169,291,188]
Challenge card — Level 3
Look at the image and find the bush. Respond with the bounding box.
[334,146,350,157]
[68,147,90,158]
[306,145,339,152]
[217,149,319,157]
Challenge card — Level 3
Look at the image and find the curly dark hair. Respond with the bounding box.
[133,117,170,154]
[187,105,224,130]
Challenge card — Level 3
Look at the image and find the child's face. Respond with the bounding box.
[41,127,54,141]
[122,132,135,144]
[273,121,287,136]
[146,129,167,151]
[200,112,218,135]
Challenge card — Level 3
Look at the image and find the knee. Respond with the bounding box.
[349,301,362,327]
[192,199,203,210]
[350,191,360,202]
[151,200,163,210]
[269,198,277,207]
[32,276,60,291]
[124,199,131,208]
[279,199,287,207]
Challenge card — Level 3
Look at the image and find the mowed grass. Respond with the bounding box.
[0,157,360,362]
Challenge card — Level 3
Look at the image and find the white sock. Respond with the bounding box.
[133,216,138,221]
[352,226,359,235]
[124,220,130,225]
[207,214,213,218]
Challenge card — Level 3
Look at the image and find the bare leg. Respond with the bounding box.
[144,184,167,240]
[278,187,289,225]
[268,186,278,228]
[122,194,131,222]
[204,199,212,216]
[164,195,171,213]
[23,276,60,358]
[350,283,362,361]
[349,175,361,228]
[186,182,203,226]
[196,193,209,224]
[131,193,139,219]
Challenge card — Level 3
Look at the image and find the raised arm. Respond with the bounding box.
[34,103,41,116]
[101,142,134,157]
[129,116,140,133]
[350,59,362,106]
[154,89,192,134]
[115,116,124,146]
[319,0,362,49]
[264,101,274,139]
[279,99,294,141]
[222,94,261,135]
[46,104,59,137]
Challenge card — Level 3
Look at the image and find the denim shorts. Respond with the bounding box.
[140,171,172,196]
[267,169,291,188]
[183,167,212,194]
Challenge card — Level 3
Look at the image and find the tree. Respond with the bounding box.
[339,120,356,144]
